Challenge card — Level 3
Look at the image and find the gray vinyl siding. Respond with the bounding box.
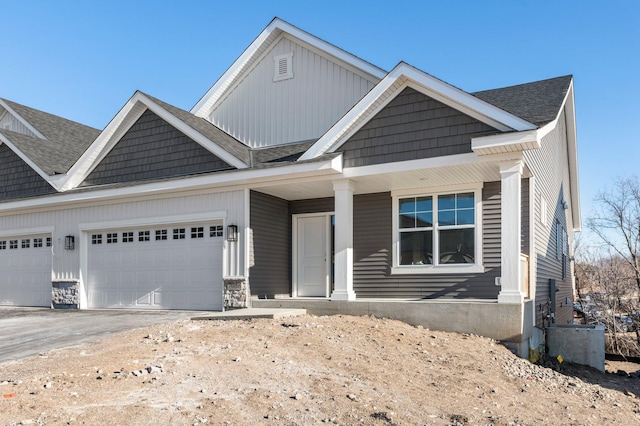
[0,144,56,201]
[249,191,290,297]
[251,182,531,299]
[337,87,498,167]
[352,185,502,299]
[523,109,574,326]
[290,197,334,215]
[82,109,233,186]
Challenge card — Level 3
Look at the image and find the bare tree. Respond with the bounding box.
[588,175,640,346]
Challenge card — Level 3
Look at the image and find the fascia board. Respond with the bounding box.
[0,132,59,190]
[471,129,541,156]
[137,93,248,169]
[398,65,536,132]
[0,99,47,140]
[0,155,343,214]
[564,83,581,231]
[300,63,537,161]
[190,18,386,118]
[342,152,486,179]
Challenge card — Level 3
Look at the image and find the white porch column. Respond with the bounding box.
[498,160,525,304]
[331,179,356,301]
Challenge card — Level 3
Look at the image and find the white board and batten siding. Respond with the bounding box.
[209,35,378,148]
[0,189,247,310]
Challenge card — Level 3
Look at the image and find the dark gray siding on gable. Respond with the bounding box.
[0,144,56,201]
[249,191,291,297]
[352,185,502,299]
[338,87,498,168]
[82,109,233,186]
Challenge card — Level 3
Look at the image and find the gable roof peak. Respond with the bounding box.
[190,17,387,119]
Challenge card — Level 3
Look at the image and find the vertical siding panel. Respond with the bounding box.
[210,36,378,147]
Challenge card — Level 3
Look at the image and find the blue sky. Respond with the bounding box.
[2,1,638,228]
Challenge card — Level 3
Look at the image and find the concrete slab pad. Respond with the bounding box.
[191,308,307,321]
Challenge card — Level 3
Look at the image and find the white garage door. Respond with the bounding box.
[0,234,52,307]
[87,223,224,310]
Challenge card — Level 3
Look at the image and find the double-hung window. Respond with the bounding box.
[393,187,483,274]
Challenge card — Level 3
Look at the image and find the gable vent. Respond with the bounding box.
[273,53,293,82]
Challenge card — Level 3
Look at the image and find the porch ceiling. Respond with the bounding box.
[253,157,507,201]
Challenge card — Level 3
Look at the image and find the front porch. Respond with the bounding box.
[252,296,534,356]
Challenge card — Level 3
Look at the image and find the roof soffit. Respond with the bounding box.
[190,17,387,119]
[300,63,538,161]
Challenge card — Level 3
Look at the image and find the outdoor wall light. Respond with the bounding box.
[227,225,238,242]
[65,235,75,250]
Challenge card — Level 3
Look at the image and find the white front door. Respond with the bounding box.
[295,214,331,297]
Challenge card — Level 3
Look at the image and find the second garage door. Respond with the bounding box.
[87,223,224,310]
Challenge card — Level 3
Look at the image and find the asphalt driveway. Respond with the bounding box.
[0,307,199,362]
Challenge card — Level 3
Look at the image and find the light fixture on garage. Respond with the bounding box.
[227,225,238,242]
[65,235,75,250]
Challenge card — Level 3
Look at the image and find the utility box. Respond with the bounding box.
[546,324,605,372]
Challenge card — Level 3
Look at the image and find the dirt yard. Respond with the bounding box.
[1,314,639,425]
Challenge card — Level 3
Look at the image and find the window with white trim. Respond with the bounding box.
[394,189,482,273]
[138,230,150,242]
[9,240,17,249]
[33,238,43,248]
[155,229,167,241]
[122,232,134,243]
[21,239,30,249]
[0,241,5,250]
[46,237,52,247]
[107,233,118,244]
[91,234,102,245]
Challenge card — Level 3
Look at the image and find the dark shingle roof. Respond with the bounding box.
[472,75,572,127]
[142,93,251,166]
[251,140,317,165]
[0,99,100,174]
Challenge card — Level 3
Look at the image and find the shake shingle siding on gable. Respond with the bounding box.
[0,144,56,201]
[82,110,233,186]
[338,87,498,167]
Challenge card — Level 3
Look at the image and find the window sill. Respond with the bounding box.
[391,264,485,275]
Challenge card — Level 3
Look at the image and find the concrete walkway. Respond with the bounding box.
[191,308,307,321]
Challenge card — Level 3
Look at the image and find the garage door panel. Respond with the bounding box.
[88,223,223,310]
[0,235,52,307]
